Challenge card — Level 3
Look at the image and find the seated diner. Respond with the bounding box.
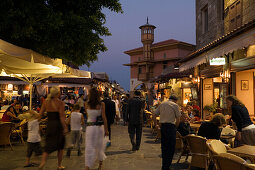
[198,113,226,140]
[1,105,21,123]
[177,113,195,136]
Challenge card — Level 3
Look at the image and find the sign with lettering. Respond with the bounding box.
[209,58,225,65]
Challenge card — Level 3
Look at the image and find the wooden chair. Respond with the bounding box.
[221,127,236,147]
[175,131,189,163]
[0,122,14,150]
[11,119,27,144]
[213,153,250,170]
[186,135,210,170]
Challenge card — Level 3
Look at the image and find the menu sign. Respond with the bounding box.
[210,58,225,65]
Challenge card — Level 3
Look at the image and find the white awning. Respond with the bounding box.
[207,28,255,60]
[179,27,255,72]
[44,83,89,88]
[179,54,207,72]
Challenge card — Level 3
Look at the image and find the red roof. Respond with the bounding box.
[152,39,180,47]
[124,39,192,54]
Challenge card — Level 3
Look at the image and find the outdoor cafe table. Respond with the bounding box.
[228,145,255,163]
[190,123,201,133]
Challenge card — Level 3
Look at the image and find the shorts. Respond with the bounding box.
[27,142,42,157]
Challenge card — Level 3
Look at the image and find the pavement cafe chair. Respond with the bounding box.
[206,139,230,155]
[11,119,27,144]
[206,139,231,169]
[175,131,190,163]
[186,135,210,170]
[221,127,236,147]
[0,122,14,150]
[145,111,154,129]
[213,153,255,170]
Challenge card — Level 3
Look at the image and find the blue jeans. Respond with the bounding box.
[161,123,176,170]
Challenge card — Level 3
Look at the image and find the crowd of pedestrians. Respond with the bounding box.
[2,85,255,170]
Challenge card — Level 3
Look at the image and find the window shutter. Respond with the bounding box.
[229,3,237,31]
[236,1,242,28]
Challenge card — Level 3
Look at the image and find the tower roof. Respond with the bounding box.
[139,17,156,29]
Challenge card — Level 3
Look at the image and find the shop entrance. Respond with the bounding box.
[213,83,228,112]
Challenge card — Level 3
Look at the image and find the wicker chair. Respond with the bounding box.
[186,135,210,170]
[175,131,189,163]
[154,124,161,142]
[0,122,14,150]
[11,119,27,144]
[145,112,153,129]
[221,127,236,147]
[206,139,229,155]
[206,139,231,169]
[213,153,252,170]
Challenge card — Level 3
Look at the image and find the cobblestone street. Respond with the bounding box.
[0,125,191,170]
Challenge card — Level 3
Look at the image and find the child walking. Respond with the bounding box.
[18,110,42,167]
[67,103,85,156]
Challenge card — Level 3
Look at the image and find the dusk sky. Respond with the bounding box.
[80,0,196,91]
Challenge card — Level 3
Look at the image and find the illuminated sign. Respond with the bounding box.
[210,58,225,65]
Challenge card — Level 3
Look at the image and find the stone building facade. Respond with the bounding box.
[196,0,225,49]
[196,0,255,49]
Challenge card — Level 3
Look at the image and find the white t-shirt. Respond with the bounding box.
[27,119,41,143]
[154,100,181,124]
[70,112,83,131]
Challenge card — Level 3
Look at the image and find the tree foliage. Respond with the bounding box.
[0,0,122,66]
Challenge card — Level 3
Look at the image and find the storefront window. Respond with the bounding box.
[183,88,192,105]
[214,83,228,109]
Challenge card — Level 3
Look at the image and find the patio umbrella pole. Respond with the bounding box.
[29,75,33,110]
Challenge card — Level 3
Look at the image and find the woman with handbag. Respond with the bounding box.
[85,87,109,170]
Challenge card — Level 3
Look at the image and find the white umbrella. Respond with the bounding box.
[0,39,63,109]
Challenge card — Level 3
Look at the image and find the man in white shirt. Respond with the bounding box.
[67,104,84,157]
[154,95,181,170]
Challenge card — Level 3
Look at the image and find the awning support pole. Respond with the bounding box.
[29,74,33,110]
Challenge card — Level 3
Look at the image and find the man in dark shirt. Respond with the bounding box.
[127,90,145,151]
[102,92,116,145]
[121,94,129,126]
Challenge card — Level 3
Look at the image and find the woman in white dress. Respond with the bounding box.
[85,88,109,170]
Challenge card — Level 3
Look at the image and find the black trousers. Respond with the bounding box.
[128,123,142,150]
[161,123,176,170]
[108,123,112,140]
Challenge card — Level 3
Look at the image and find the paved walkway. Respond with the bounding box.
[0,125,192,170]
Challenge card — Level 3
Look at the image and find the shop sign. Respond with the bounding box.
[209,58,225,65]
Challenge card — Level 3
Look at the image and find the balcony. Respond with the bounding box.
[138,72,154,81]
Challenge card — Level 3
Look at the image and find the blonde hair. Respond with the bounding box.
[47,86,60,100]
[18,110,39,121]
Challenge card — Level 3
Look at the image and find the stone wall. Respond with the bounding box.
[196,0,224,49]
[224,0,255,34]
[197,0,255,47]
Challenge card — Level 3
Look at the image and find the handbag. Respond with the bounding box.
[96,115,104,125]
